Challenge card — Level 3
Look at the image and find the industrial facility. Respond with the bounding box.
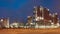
[0,6,60,28]
[32,6,60,28]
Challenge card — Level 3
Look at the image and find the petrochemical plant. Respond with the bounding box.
[0,6,60,28]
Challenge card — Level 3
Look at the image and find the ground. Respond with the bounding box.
[0,28,60,34]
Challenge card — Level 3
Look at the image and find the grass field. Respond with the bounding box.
[0,28,60,34]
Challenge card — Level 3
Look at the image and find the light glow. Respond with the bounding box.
[40,17,44,20]
[51,23,54,25]
[1,19,3,22]
[36,17,39,21]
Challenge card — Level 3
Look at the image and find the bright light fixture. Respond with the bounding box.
[51,23,54,25]
[40,17,44,20]
[36,17,39,21]
[30,23,33,25]
[1,19,3,22]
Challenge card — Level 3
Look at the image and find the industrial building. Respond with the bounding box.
[29,6,60,28]
[0,6,60,28]
[0,18,9,28]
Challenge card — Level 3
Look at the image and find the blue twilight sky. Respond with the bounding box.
[0,0,60,23]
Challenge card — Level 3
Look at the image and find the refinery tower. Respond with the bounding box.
[33,6,59,26]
